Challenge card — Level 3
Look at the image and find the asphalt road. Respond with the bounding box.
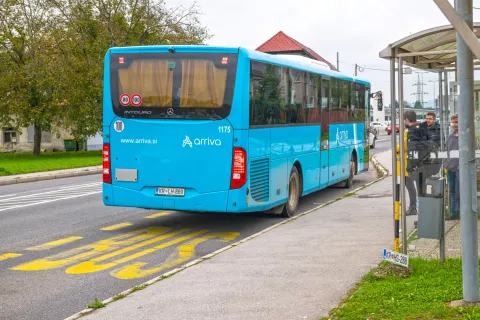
[0,136,390,320]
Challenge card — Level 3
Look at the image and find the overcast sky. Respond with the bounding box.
[169,0,480,108]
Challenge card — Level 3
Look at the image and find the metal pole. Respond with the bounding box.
[398,57,407,254]
[457,0,479,303]
[391,58,399,252]
[337,52,340,71]
[444,70,450,143]
[355,63,358,76]
[439,72,445,151]
[438,71,445,264]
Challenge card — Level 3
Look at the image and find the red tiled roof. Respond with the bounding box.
[256,31,337,71]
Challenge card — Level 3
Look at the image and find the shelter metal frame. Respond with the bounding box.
[380,0,480,303]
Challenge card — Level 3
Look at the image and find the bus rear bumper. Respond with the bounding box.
[103,184,230,212]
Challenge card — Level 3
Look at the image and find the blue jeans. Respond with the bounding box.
[447,171,459,216]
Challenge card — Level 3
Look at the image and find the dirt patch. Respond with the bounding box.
[371,263,412,279]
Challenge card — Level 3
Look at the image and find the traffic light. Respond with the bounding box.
[377,92,383,111]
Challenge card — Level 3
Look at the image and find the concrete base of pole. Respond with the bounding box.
[448,300,480,307]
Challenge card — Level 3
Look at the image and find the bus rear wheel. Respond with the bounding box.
[343,159,355,189]
[282,166,301,218]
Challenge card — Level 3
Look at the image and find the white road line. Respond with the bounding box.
[0,194,17,198]
[0,184,101,203]
[58,182,102,190]
[0,181,102,212]
[0,191,101,212]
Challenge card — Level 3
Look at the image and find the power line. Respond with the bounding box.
[358,66,390,72]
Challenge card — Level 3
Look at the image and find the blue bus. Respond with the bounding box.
[102,45,371,217]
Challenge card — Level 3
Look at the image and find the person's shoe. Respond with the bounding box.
[406,207,418,216]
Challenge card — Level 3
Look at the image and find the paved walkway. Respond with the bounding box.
[65,151,417,320]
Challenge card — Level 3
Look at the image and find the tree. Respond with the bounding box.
[0,0,65,156]
[49,0,210,139]
[0,0,210,155]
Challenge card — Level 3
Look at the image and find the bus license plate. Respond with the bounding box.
[155,187,185,197]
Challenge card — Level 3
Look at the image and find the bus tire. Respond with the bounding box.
[343,158,355,189]
[282,166,301,217]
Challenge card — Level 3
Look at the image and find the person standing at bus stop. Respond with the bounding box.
[404,110,430,216]
[444,113,460,220]
[421,112,442,178]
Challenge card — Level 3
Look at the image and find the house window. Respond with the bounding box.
[2,128,17,144]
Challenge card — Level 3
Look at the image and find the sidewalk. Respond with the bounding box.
[0,166,102,186]
[69,151,413,320]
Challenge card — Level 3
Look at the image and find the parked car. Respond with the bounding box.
[369,130,376,149]
[371,121,387,133]
[387,123,400,135]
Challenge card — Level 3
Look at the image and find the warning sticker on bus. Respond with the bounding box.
[120,94,130,106]
[132,94,142,106]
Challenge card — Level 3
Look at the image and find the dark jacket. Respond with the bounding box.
[406,122,430,172]
[421,122,441,164]
[421,122,441,147]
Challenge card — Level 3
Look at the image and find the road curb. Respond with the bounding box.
[371,151,390,177]
[0,167,102,186]
[64,159,389,320]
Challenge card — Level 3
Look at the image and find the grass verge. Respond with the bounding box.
[0,151,101,176]
[87,299,105,309]
[323,258,480,320]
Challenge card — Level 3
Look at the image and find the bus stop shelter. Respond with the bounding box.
[379,0,480,302]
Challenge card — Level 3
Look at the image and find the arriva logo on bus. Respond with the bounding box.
[182,136,222,148]
[336,128,349,145]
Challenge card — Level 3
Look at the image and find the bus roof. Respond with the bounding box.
[108,45,371,86]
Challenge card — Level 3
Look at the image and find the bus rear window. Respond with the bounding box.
[110,53,238,119]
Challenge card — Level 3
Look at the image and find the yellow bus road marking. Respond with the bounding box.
[0,253,23,261]
[144,211,172,219]
[101,223,133,231]
[112,232,240,280]
[11,227,169,271]
[26,236,84,251]
[66,229,209,275]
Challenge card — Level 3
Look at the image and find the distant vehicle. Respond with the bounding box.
[371,121,387,132]
[369,127,376,149]
[387,123,400,135]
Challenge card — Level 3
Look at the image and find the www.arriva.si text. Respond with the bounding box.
[120,139,158,144]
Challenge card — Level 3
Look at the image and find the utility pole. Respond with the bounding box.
[456,0,479,303]
[355,63,358,76]
[412,74,428,107]
[337,52,340,71]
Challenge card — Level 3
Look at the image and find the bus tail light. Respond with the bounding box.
[103,143,112,184]
[230,147,246,189]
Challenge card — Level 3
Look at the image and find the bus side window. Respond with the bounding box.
[340,80,350,123]
[330,78,340,124]
[306,73,320,124]
[321,77,330,149]
[350,82,360,122]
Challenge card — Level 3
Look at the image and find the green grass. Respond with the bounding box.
[87,298,105,309]
[112,293,127,301]
[324,258,480,320]
[130,284,147,293]
[0,151,101,176]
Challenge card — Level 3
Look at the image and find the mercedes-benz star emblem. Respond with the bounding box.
[167,108,174,116]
